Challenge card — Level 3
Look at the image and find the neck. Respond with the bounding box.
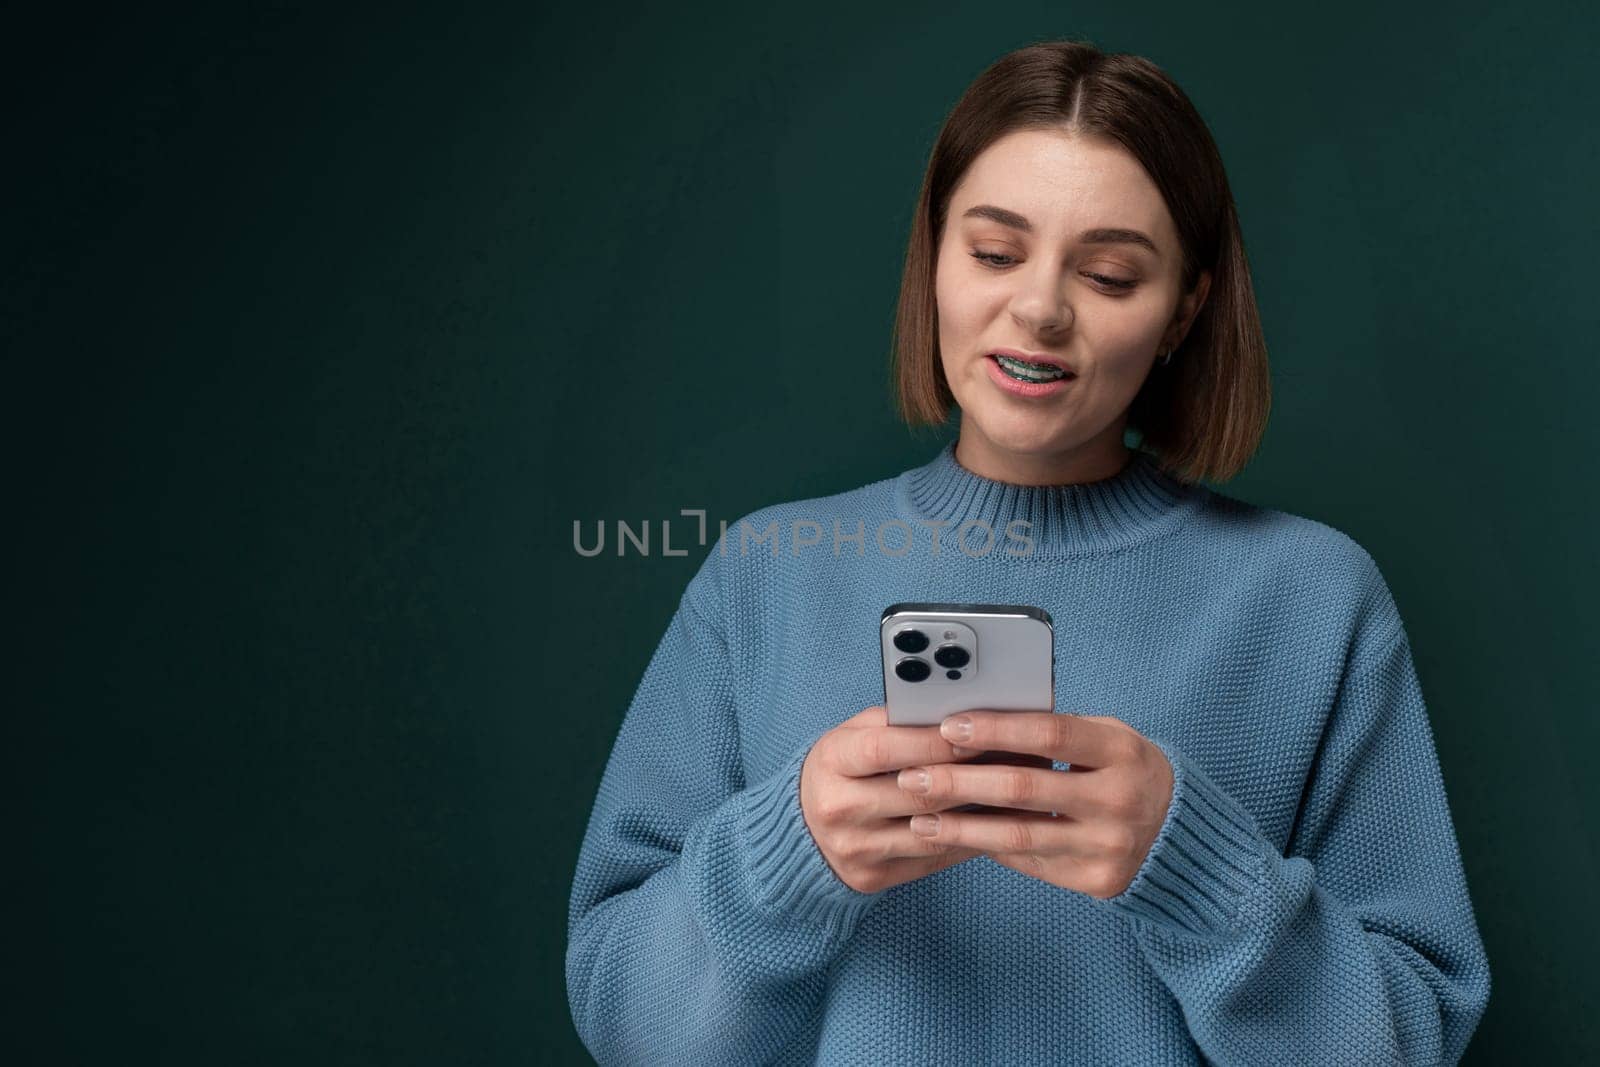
[953,415,1133,487]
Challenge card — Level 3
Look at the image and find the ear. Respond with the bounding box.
[1166,270,1212,351]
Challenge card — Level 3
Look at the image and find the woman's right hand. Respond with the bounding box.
[799,705,986,893]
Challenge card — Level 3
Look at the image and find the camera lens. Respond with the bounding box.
[894,657,932,683]
[893,629,929,653]
[933,644,970,669]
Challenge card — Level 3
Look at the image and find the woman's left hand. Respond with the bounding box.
[896,711,1174,899]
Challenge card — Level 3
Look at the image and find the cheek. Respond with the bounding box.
[1115,289,1178,345]
[1086,304,1166,365]
[933,260,959,322]
[934,267,991,341]
[933,269,972,365]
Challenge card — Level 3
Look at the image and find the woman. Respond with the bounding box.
[566,40,1491,1065]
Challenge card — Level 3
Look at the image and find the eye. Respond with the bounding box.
[1084,272,1138,292]
[970,250,1016,268]
[970,251,1139,293]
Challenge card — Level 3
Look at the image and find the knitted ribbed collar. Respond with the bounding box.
[894,440,1207,558]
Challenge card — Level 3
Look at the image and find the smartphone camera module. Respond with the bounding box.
[882,613,984,703]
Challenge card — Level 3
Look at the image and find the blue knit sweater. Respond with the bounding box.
[565,442,1491,1065]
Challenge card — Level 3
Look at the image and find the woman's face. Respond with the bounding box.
[934,127,1209,480]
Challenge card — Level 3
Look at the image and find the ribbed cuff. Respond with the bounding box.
[1103,739,1273,938]
[735,748,881,937]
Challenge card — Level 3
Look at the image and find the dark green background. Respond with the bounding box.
[13,2,1596,1063]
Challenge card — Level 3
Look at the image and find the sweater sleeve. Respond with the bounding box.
[564,553,881,1066]
[1100,601,1492,1063]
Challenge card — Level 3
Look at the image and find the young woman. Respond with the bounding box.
[566,40,1491,1065]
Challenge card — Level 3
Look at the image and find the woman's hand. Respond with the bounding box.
[893,711,1174,899]
[799,706,987,893]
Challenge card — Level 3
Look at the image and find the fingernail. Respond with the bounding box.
[898,768,930,793]
[941,716,972,742]
[910,814,940,836]
[951,746,980,758]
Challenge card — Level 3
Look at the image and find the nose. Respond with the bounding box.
[1010,264,1073,335]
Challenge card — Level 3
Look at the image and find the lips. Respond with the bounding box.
[987,348,1076,376]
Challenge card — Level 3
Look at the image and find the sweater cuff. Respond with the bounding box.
[735,748,881,937]
[1102,738,1275,938]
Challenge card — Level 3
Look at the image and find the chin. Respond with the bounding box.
[950,363,1069,440]
[966,405,1077,456]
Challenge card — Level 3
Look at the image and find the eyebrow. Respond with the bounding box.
[960,204,1160,255]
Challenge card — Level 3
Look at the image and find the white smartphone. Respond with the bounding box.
[880,602,1056,814]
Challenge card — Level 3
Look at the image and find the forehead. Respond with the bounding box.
[949,128,1174,246]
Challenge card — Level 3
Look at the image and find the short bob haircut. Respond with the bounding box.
[890,39,1271,485]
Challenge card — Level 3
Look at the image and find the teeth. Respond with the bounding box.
[995,355,1068,382]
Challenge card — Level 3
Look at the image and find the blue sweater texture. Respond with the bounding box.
[565,442,1491,1065]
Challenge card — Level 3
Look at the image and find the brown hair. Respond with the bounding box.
[889,39,1271,484]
